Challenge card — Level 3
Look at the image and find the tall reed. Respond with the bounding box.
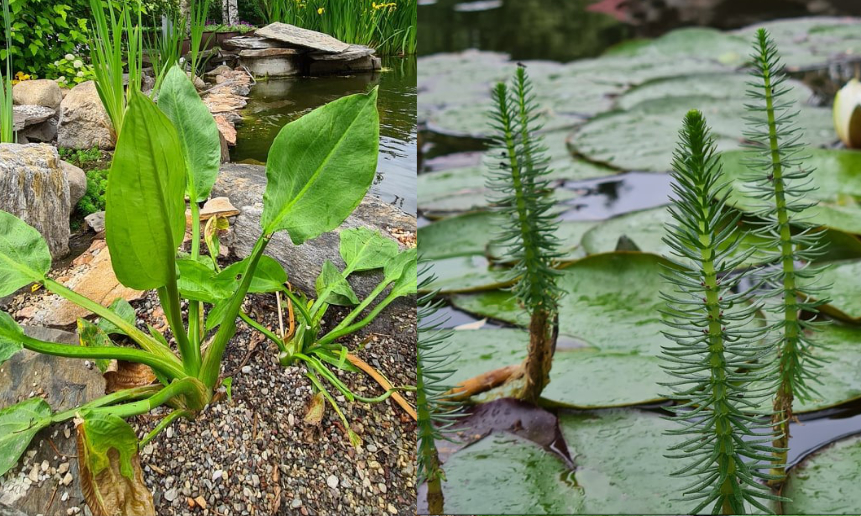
[259,0,417,55]
[188,0,216,78]
[0,0,13,143]
[148,14,187,94]
[88,0,143,141]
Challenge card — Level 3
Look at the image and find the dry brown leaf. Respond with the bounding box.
[303,392,325,426]
[76,423,155,516]
[104,361,157,394]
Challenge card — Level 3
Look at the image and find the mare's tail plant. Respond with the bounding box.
[743,28,830,484]
[660,110,782,515]
[0,0,13,143]
[417,259,461,515]
[486,65,562,404]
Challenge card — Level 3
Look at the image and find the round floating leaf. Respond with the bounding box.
[418,211,501,259]
[802,259,861,321]
[784,433,861,514]
[0,210,51,296]
[453,253,669,354]
[421,255,513,294]
[440,431,584,514]
[0,397,52,476]
[571,95,834,173]
[446,328,663,408]
[721,147,861,234]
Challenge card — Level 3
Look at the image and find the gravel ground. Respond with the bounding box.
[3,252,417,516]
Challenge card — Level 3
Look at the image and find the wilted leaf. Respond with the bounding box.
[203,215,230,262]
[0,398,52,476]
[76,412,155,516]
[304,392,325,425]
[104,361,157,394]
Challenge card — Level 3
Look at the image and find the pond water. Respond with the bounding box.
[419,0,861,512]
[231,56,417,214]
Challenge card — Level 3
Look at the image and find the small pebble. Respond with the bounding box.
[61,472,73,486]
[40,460,49,472]
[58,462,70,475]
[28,465,39,482]
[164,487,178,502]
[241,365,252,374]
[291,498,302,509]
[326,475,339,488]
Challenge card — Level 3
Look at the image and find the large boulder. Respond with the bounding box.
[11,79,62,110]
[211,164,415,299]
[57,80,113,150]
[61,160,87,207]
[0,143,71,258]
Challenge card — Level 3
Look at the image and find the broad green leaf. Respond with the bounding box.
[388,250,417,299]
[446,329,663,409]
[0,210,51,296]
[315,260,358,306]
[157,65,221,202]
[77,318,112,373]
[177,258,235,303]
[418,212,501,259]
[261,89,379,243]
[439,431,583,514]
[800,259,861,321]
[339,228,399,273]
[105,92,187,290]
[218,255,287,294]
[0,398,52,476]
[384,248,417,283]
[721,148,861,235]
[96,298,136,336]
[205,298,232,332]
[784,433,861,513]
[0,311,24,365]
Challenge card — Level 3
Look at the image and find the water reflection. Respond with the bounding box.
[231,57,417,214]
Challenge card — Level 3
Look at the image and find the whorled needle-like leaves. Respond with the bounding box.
[742,28,831,479]
[486,66,562,403]
[660,110,782,515]
[417,259,461,515]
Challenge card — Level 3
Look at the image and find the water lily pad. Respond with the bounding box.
[452,253,669,354]
[570,95,835,173]
[446,328,664,408]
[721,148,861,235]
[733,17,861,71]
[422,255,513,294]
[801,259,861,321]
[616,73,814,111]
[440,431,584,514]
[784,433,861,514]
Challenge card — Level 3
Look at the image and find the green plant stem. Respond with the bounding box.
[50,385,162,424]
[316,289,399,347]
[43,278,181,366]
[425,453,445,515]
[188,200,202,349]
[140,409,192,447]
[22,334,185,380]
[280,287,313,327]
[323,279,389,334]
[239,310,287,353]
[157,281,199,376]
[200,235,271,389]
[762,63,797,486]
[100,377,209,419]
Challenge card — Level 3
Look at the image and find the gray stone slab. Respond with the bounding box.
[255,23,350,54]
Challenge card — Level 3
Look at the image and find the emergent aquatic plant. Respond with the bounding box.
[660,110,782,515]
[0,66,383,514]
[0,0,13,143]
[743,28,830,484]
[188,0,216,78]
[487,65,562,403]
[417,259,460,515]
[88,0,144,140]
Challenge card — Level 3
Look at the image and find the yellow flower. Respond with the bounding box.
[317,7,324,14]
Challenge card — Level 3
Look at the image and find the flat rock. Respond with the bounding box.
[239,47,300,58]
[0,326,102,515]
[309,44,375,61]
[309,55,378,75]
[0,143,70,258]
[222,35,287,50]
[25,239,144,327]
[255,23,350,54]
[214,114,237,146]
[12,79,62,109]
[211,164,415,298]
[203,91,248,114]
[12,105,55,131]
[57,80,113,150]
